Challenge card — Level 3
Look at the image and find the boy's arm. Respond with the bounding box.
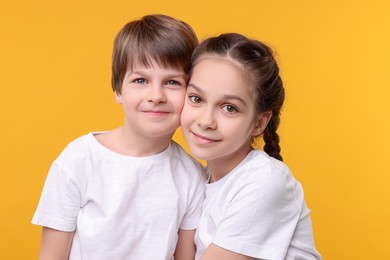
[173,229,196,260]
[39,227,74,260]
[200,243,253,260]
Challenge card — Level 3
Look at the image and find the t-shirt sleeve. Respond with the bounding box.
[212,166,302,259]
[286,206,322,259]
[32,161,82,232]
[179,168,206,230]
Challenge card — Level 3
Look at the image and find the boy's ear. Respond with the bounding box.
[252,111,272,136]
[114,91,122,104]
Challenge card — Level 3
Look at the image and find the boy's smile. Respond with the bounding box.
[142,110,169,117]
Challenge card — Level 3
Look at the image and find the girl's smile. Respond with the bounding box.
[190,131,221,145]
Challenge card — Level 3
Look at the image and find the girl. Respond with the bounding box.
[181,33,322,259]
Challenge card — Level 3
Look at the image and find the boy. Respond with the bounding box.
[32,14,205,260]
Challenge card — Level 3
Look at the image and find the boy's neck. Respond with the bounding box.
[97,127,173,157]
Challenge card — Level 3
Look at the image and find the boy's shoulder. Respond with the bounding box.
[55,132,98,164]
[170,141,201,165]
[62,131,94,150]
[169,141,205,176]
[66,131,94,146]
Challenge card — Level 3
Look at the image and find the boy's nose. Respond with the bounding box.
[147,86,167,103]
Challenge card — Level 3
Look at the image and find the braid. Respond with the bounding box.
[261,72,284,161]
[242,43,284,161]
[263,111,283,161]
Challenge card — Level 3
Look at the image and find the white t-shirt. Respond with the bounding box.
[32,132,206,260]
[195,150,321,260]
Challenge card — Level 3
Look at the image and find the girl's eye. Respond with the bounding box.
[222,104,238,113]
[134,78,146,84]
[189,95,202,103]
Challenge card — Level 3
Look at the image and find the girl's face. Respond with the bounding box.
[181,56,265,164]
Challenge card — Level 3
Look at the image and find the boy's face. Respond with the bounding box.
[116,59,187,140]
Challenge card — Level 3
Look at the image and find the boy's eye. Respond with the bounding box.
[134,78,146,84]
[189,95,202,103]
[166,80,179,85]
[222,104,238,113]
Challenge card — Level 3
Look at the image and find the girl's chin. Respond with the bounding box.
[187,149,215,162]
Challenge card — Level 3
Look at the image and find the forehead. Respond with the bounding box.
[190,57,254,98]
[127,57,186,75]
[127,53,185,72]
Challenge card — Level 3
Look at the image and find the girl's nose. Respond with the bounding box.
[197,110,217,130]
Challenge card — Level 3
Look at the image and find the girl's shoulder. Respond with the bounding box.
[228,150,302,198]
[240,150,291,178]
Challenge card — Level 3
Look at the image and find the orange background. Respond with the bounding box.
[1,0,389,259]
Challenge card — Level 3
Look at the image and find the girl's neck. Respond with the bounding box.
[207,145,253,183]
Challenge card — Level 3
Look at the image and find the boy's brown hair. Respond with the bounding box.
[111,14,198,94]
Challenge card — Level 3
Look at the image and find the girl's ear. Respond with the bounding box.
[114,91,122,104]
[252,111,272,136]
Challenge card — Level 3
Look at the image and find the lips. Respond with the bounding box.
[142,110,169,118]
[191,131,220,144]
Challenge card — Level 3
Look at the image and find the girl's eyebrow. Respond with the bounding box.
[222,94,248,107]
[188,83,247,107]
[187,83,204,93]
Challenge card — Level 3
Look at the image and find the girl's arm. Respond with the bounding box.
[201,243,253,260]
[39,227,74,260]
[173,229,196,260]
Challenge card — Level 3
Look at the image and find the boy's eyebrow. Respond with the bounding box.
[188,83,248,106]
[129,70,187,78]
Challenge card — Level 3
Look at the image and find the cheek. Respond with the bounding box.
[180,103,194,128]
[226,119,254,138]
[171,90,186,111]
